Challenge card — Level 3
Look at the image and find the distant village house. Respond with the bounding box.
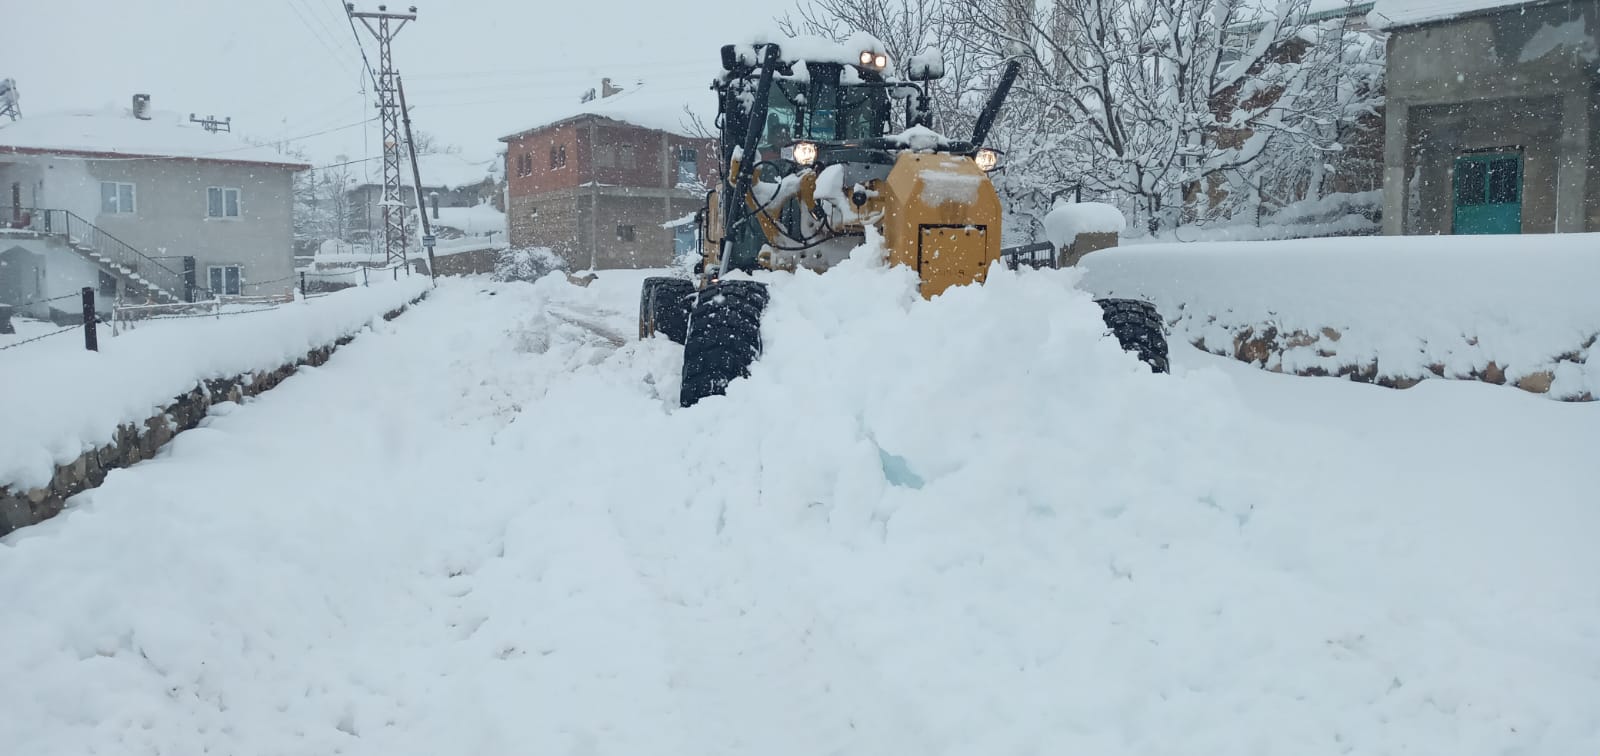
[499,81,718,271]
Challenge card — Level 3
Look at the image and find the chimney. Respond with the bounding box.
[132,93,151,120]
[602,78,623,98]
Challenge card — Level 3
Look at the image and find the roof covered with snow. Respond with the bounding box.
[0,108,310,169]
[432,203,506,236]
[1366,0,1547,29]
[500,81,716,141]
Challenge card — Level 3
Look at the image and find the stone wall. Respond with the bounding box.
[0,293,427,536]
[1189,320,1596,401]
[432,248,499,277]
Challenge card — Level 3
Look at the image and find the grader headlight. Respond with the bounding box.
[975,148,999,172]
[793,141,819,166]
[858,50,888,70]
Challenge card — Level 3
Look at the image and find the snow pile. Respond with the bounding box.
[1043,201,1125,248]
[491,246,567,282]
[1079,232,1600,398]
[0,277,429,490]
[3,259,1595,754]
[0,109,307,168]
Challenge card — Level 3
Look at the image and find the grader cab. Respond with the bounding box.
[640,38,1168,407]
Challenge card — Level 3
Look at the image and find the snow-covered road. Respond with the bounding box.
[3,266,1596,755]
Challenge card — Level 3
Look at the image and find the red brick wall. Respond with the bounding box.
[505,122,584,196]
[506,117,718,202]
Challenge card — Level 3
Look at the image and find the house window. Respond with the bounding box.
[100,181,135,214]
[616,224,635,242]
[208,265,243,296]
[596,144,616,169]
[549,144,567,169]
[516,153,533,176]
[207,187,241,218]
[677,147,698,186]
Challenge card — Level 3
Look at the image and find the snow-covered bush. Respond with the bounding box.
[492,246,567,283]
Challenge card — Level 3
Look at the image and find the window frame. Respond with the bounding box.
[207,264,244,296]
[549,144,568,170]
[100,181,136,215]
[616,224,636,242]
[207,186,242,219]
[676,146,699,185]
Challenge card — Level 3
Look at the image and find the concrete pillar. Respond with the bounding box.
[1555,92,1590,233]
[1381,101,1411,236]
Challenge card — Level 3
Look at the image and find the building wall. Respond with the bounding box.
[507,191,584,265]
[590,193,703,269]
[1382,0,1600,234]
[1,156,299,297]
[504,122,586,196]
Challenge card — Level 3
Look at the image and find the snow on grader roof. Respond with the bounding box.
[1365,0,1549,28]
[0,108,309,169]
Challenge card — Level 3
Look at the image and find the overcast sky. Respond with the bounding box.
[1,0,791,173]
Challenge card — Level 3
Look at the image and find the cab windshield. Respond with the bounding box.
[758,63,889,150]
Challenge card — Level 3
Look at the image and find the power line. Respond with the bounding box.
[284,0,361,70]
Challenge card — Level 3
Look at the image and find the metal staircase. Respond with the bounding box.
[23,209,186,303]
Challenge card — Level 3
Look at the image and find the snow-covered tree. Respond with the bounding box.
[293,156,361,250]
[782,0,1385,238]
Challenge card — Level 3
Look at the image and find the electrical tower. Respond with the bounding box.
[347,3,416,268]
[0,78,20,122]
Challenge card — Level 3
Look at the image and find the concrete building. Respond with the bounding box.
[499,83,718,271]
[0,101,308,318]
[1370,0,1599,234]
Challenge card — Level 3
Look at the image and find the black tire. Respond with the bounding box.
[639,276,695,343]
[680,280,769,407]
[1095,298,1169,374]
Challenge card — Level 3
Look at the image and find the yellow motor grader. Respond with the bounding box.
[640,39,1167,407]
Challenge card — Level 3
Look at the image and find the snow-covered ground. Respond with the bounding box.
[1,262,1595,755]
[0,277,429,490]
[1080,232,1600,398]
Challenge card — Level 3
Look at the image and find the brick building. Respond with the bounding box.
[499,87,718,270]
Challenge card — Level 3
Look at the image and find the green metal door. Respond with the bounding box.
[1452,152,1522,235]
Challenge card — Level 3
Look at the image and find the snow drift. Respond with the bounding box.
[0,258,1595,755]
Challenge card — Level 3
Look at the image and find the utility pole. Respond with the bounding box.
[347,3,417,269]
[396,74,435,282]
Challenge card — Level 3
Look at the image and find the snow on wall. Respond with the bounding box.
[1078,233,1600,399]
[0,277,430,490]
[1044,202,1125,248]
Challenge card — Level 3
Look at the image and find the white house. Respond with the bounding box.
[0,98,309,319]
